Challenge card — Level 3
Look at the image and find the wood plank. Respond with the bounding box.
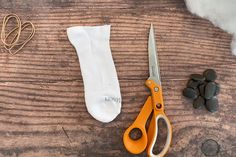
[0,0,235,156]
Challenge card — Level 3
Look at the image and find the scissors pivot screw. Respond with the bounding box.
[154,87,159,92]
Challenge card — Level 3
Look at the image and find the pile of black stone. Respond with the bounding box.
[183,69,220,112]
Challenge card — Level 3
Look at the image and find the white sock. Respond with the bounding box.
[67,25,121,123]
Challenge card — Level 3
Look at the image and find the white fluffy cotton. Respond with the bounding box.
[185,0,236,55]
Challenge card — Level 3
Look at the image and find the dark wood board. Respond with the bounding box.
[0,0,235,156]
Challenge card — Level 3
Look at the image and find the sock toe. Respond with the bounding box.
[85,92,121,123]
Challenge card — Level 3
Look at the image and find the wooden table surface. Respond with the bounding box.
[0,0,235,157]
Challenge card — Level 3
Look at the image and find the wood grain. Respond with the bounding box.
[0,0,235,156]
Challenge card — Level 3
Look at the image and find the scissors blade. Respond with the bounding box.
[148,24,161,85]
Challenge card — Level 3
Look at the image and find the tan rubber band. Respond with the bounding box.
[1,14,35,55]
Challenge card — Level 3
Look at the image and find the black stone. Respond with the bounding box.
[195,88,199,96]
[183,87,198,99]
[199,83,206,97]
[193,96,205,109]
[204,69,217,81]
[206,97,219,112]
[190,74,205,82]
[205,82,216,99]
[187,79,200,89]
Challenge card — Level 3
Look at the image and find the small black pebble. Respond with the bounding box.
[195,88,199,96]
[183,87,198,99]
[187,79,200,89]
[204,69,217,81]
[206,97,219,112]
[214,82,220,96]
[193,96,205,109]
[205,82,216,99]
[190,74,205,82]
[199,83,206,97]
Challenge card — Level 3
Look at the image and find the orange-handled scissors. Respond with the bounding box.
[123,24,172,157]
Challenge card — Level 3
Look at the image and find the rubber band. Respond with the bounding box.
[1,14,35,55]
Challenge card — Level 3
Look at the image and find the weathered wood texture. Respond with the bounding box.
[0,0,235,157]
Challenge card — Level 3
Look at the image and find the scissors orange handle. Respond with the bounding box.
[146,80,172,157]
[123,80,172,157]
[123,96,153,154]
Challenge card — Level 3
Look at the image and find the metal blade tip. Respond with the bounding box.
[150,23,153,31]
